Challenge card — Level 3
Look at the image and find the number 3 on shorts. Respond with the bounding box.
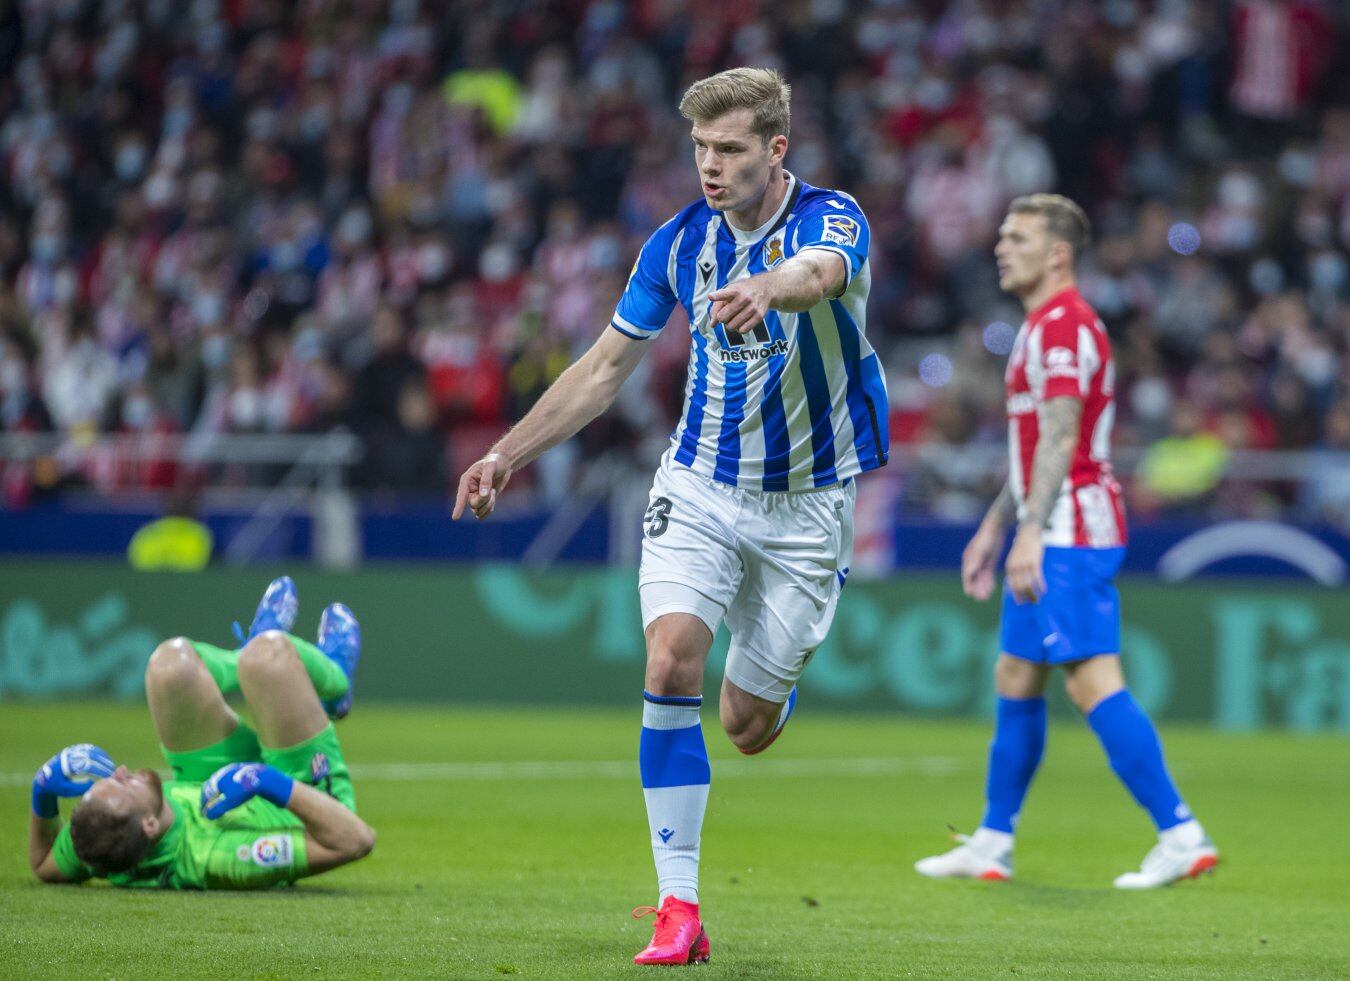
[644,497,672,538]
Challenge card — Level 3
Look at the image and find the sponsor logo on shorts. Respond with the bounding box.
[310,753,330,782]
[250,835,294,868]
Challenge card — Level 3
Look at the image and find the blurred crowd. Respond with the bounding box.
[1,0,1349,525]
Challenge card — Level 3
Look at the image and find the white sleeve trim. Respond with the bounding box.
[611,313,659,339]
[798,244,854,296]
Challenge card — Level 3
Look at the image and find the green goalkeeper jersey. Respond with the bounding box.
[52,783,309,890]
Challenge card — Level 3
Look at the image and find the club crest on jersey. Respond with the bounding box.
[820,214,860,246]
[763,235,785,268]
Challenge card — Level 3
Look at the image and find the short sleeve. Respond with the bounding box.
[1037,317,1093,401]
[612,219,680,340]
[204,828,309,889]
[794,194,870,293]
[52,825,93,883]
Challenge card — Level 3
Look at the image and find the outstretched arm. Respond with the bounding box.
[709,250,848,335]
[453,326,648,520]
[1005,396,1083,602]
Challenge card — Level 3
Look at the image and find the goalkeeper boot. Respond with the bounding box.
[234,576,299,643]
[632,897,710,966]
[740,685,796,756]
[914,827,1013,881]
[1114,825,1218,889]
[317,602,361,720]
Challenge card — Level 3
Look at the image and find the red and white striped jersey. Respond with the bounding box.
[1005,286,1126,548]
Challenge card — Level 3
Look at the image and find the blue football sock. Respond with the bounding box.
[640,692,710,904]
[1087,689,1190,831]
[981,696,1047,834]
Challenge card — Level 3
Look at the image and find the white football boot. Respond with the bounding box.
[1114,824,1218,889]
[914,828,1013,881]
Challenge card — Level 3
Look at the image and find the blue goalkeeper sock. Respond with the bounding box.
[640,692,710,904]
[980,696,1047,834]
[1087,689,1190,831]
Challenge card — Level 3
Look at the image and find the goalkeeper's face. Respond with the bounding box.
[691,110,788,216]
[85,766,165,823]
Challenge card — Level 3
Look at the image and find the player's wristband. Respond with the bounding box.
[253,766,295,808]
[31,784,58,820]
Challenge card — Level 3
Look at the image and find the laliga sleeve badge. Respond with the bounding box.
[250,835,294,868]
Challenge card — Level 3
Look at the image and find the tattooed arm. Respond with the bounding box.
[1005,396,1083,603]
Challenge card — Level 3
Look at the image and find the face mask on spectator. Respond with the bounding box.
[201,334,231,369]
[163,105,194,137]
[143,171,177,209]
[0,358,25,396]
[30,233,65,263]
[418,242,451,282]
[115,142,147,182]
[479,244,518,282]
[123,394,153,429]
[337,208,372,248]
[192,293,225,326]
[1310,252,1347,294]
[229,388,263,429]
[383,83,414,116]
[293,327,324,364]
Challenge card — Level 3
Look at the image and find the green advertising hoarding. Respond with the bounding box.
[0,562,1346,731]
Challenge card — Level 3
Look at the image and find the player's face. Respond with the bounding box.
[84,766,164,822]
[691,110,785,215]
[995,212,1054,297]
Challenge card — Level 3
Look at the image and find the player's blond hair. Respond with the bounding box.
[679,67,791,142]
[1009,193,1091,262]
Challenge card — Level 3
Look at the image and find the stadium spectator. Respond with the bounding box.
[0,0,1347,520]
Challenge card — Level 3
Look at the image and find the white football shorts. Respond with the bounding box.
[638,450,855,703]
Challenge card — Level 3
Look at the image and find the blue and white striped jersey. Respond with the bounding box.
[611,173,889,491]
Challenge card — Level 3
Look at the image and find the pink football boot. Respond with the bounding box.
[632,897,711,965]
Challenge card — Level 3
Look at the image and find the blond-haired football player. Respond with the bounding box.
[914,194,1218,888]
[455,67,887,963]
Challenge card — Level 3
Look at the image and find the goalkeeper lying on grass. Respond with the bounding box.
[28,577,374,889]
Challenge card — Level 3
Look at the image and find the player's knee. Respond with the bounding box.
[145,637,207,692]
[237,630,298,684]
[643,646,701,696]
[994,655,1042,699]
[722,715,772,752]
[719,699,773,752]
[1064,674,1117,715]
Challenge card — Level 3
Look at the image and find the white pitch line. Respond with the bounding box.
[0,756,962,788]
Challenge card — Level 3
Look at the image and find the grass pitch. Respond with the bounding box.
[1,703,1345,979]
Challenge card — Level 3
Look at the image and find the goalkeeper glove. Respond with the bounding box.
[201,763,294,819]
[32,744,116,819]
